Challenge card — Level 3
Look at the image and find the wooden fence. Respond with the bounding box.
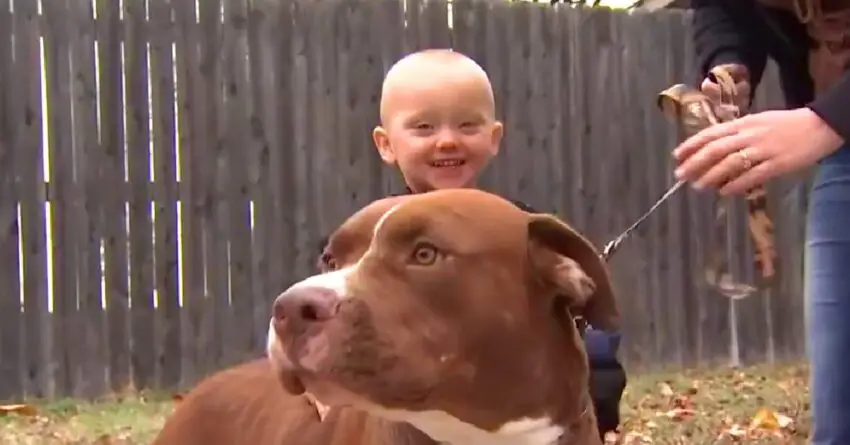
[0,0,804,401]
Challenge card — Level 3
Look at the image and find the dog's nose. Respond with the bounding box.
[273,286,341,323]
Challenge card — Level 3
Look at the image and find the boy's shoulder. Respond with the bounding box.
[509,199,536,213]
[388,188,537,213]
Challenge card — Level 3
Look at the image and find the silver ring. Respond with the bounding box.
[738,150,754,171]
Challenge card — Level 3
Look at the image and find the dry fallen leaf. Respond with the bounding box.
[659,382,674,397]
[722,424,748,440]
[0,403,38,417]
[621,430,653,444]
[749,407,779,431]
[749,407,793,431]
[93,434,115,444]
[662,408,696,422]
[603,430,620,444]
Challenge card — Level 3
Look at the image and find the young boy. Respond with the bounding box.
[322,49,627,437]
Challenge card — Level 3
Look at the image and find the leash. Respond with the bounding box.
[600,179,686,261]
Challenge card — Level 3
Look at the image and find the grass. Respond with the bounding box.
[615,363,809,444]
[0,392,174,445]
[0,363,809,444]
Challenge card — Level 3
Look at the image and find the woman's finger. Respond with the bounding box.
[672,119,741,162]
[693,149,753,190]
[675,130,752,181]
[719,159,777,196]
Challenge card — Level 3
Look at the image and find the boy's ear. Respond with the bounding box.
[489,121,504,156]
[372,125,396,164]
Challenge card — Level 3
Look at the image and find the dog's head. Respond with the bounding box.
[267,189,618,440]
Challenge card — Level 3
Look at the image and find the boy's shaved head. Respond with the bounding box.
[379,49,496,125]
[372,48,503,193]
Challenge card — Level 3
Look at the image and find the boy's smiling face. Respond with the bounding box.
[373,50,504,193]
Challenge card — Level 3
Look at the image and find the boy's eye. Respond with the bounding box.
[413,123,432,130]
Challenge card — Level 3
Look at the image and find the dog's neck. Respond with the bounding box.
[305,375,594,445]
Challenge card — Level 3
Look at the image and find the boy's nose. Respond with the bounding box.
[435,131,459,150]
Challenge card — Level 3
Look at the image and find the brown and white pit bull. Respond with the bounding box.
[152,189,620,445]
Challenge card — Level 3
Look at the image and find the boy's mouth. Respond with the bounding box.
[430,159,466,168]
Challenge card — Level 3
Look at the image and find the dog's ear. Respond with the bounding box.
[528,213,620,332]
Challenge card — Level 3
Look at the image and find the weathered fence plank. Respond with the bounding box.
[308,0,337,251]
[246,0,270,357]
[43,0,75,397]
[70,0,107,399]
[222,0,257,364]
[14,0,51,399]
[375,0,407,194]
[615,9,647,365]
[173,0,205,387]
[192,0,220,376]
[422,0,452,49]
[505,3,532,202]
[124,0,157,391]
[246,0,287,358]
[641,11,669,365]
[0,0,22,402]
[0,0,810,399]
[665,10,692,365]
[290,0,317,283]
[202,0,234,371]
[662,12,690,367]
[270,0,299,326]
[485,3,511,193]
[95,0,131,393]
[149,0,182,389]
[362,0,398,198]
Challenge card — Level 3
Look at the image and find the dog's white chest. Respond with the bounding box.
[377,408,563,445]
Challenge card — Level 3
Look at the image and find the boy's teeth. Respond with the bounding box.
[433,160,463,167]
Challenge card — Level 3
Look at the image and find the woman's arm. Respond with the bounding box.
[809,73,850,143]
[692,0,769,93]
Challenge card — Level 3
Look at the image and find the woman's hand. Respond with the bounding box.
[673,107,845,195]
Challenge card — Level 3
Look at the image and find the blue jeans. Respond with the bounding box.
[807,144,850,445]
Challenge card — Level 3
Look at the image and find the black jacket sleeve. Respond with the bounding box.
[808,73,850,143]
[692,1,848,143]
[691,0,768,92]
[511,200,537,213]
[317,236,329,256]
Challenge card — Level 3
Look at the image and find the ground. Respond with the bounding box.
[0,363,809,444]
[614,363,809,444]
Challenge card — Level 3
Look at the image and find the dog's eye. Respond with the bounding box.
[411,243,439,266]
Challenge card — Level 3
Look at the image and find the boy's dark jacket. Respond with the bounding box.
[317,191,626,437]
